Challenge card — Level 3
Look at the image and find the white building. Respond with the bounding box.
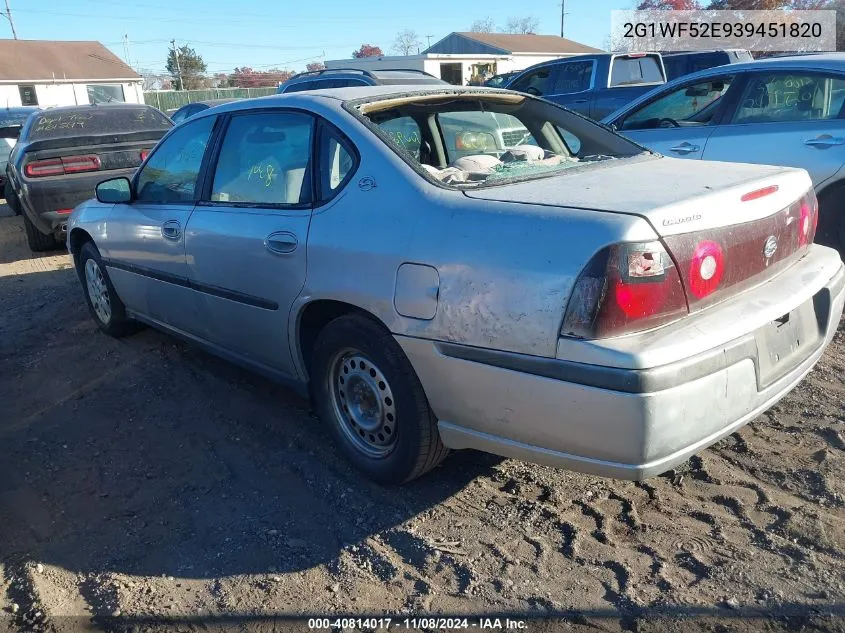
[326,32,603,85]
[0,39,143,108]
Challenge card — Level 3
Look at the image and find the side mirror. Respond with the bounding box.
[96,177,133,204]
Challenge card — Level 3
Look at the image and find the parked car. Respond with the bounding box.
[67,85,843,484]
[278,68,446,93]
[8,103,172,251]
[483,71,519,88]
[602,53,845,250]
[504,52,666,119]
[170,98,239,124]
[0,105,39,196]
[661,50,753,81]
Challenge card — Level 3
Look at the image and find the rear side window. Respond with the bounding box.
[551,60,593,94]
[283,81,319,93]
[136,115,215,203]
[28,107,171,140]
[733,72,845,124]
[318,125,357,200]
[689,53,727,74]
[662,57,687,81]
[609,56,664,87]
[210,112,314,205]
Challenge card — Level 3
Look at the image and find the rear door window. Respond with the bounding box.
[210,112,314,205]
[550,60,594,94]
[609,55,664,87]
[732,72,845,124]
[283,81,318,93]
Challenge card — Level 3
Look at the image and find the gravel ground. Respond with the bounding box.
[1,210,844,633]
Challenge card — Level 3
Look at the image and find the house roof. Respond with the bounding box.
[0,40,140,82]
[425,32,603,56]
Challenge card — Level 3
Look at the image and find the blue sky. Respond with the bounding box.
[11,0,631,76]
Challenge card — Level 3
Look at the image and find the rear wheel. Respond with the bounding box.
[311,313,447,484]
[816,183,845,256]
[77,241,134,337]
[4,181,20,215]
[22,212,58,252]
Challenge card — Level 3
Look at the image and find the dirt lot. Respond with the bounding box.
[0,209,844,633]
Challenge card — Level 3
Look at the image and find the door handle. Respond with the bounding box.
[265,231,298,254]
[161,220,181,240]
[570,99,589,104]
[804,134,845,148]
[668,142,700,155]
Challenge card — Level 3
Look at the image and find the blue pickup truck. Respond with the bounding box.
[504,53,667,120]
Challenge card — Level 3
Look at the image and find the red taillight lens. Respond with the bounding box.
[688,240,724,299]
[562,241,688,339]
[25,158,63,177]
[55,208,73,214]
[140,149,150,161]
[799,189,818,247]
[24,154,101,178]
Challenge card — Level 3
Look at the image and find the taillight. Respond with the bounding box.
[140,149,150,161]
[24,154,101,178]
[688,240,724,299]
[562,241,688,339]
[61,155,101,174]
[25,158,63,177]
[799,188,818,247]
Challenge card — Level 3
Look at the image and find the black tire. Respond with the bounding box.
[77,240,135,337]
[4,180,20,215]
[22,212,58,252]
[311,313,448,484]
[817,184,845,257]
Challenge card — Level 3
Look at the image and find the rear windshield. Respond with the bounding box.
[356,93,644,189]
[27,106,171,140]
[609,55,665,87]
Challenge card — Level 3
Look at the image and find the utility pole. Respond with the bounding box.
[123,34,132,69]
[171,39,183,90]
[3,0,17,39]
[560,0,565,38]
[425,34,433,49]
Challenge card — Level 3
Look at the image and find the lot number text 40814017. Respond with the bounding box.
[307,617,528,629]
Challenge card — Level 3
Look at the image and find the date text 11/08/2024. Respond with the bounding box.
[308,617,529,630]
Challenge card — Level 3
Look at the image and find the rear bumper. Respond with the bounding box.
[19,168,136,235]
[398,246,845,480]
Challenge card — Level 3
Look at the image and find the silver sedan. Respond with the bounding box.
[67,85,844,484]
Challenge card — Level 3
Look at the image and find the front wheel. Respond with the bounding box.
[311,314,447,484]
[77,241,135,337]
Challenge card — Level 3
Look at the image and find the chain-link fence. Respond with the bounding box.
[143,87,278,112]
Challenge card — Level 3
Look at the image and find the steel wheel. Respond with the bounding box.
[328,349,398,458]
[84,258,112,325]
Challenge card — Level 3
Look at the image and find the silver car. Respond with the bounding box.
[602,53,845,250]
[67,85,844,484]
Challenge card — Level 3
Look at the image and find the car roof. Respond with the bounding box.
[213,85,512,112]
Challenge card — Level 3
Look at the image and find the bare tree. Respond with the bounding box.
[470,17,495,32]
[504,16,540,34]
[392,29,422,55]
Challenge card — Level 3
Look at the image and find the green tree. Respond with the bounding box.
[166,45,207,90]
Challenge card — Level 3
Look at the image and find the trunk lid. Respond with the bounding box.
[464,156,817,313]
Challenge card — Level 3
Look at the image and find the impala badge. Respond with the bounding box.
[763,235,778,259]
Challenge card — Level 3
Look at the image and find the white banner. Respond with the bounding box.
[611,10,837,53]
